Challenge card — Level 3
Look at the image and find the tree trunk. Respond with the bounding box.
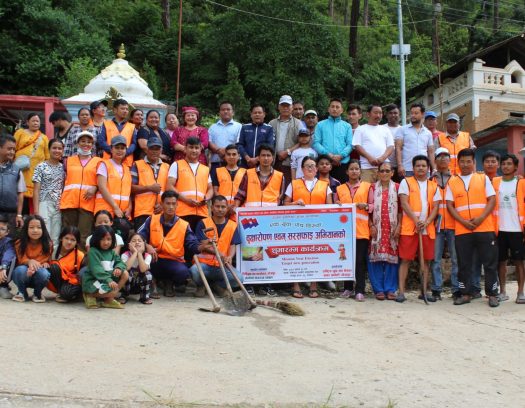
[432,0,438,65]
[363,0,369,26]
[344,0,349,25]
[347,0,360,101]
[328,0,334,19]
[492,0,499,32]
[161,0,170,30]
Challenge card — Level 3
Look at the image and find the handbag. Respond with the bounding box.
[15,131,43,170]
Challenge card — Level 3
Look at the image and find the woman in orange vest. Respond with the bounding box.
[335,159,371,301]
[367,161,401,301]
[60,131,102,249]
[48,226,85,303]
[95,135,132,220]
[284,157,332,298]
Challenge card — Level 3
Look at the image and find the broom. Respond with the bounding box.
[255,299,305,316]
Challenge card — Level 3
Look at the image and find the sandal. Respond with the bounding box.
[117,296,128,304]
[101,299,124,309]
[386,292,397,301]
[83,293,99,309]
[140,298,153,305]
[516,294,525,304]
[150,290,161,299]
[292,290,304,299]
[55,295,68,303]
[12,293,26,302]
[31,295,46,303]
[375,292,385,301]
[308,290,319,298]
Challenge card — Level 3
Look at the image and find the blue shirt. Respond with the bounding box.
[97,118,137,157]
[395,124,433,171]
[312,116,353,164]
[195,219,241,245]
[138,214,201,257]
[208,119,242,163]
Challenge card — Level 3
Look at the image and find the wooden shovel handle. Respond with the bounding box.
[193,255,220,312]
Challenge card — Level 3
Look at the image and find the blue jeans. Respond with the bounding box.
[12,265,50,299]
[431,229,458,293]
[190,263,242,288]
[368,261,398,294]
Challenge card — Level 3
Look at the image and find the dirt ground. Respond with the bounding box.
[0,283,523,408]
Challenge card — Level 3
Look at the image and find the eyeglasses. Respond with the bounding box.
[378,169,392,173]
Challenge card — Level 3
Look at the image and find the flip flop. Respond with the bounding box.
[292,290,304,299]
[308,290,319,298]
[516,294,525,304]
[375,292,385,301]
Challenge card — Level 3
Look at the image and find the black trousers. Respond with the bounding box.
[455,232,498,296]
[344,238,368,294]
[48,264,82,301]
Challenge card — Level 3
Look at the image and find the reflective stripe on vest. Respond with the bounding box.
[438,132,470,176]
[60,156,101,212]
[94,159,132,217]
[102,120,135,167]
[175,160,210,218]
[291,179,328,205]
[401,177,437,238]
[150,214,187,261]
[133,160,170,218]
[197,218,237,266]
[448,173,494,235]
[437,184,455,230]
[245,168,283,207]
[336,181,371,239]
[217,167,246,204]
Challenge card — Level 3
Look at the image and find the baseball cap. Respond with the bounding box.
[446,113,460,122]
[89,99,108,112]
[425,111,437,119]
[304,109,318,117]
[279,95,293,105]
[298,128,310,136]
[435,147,450,157]
[76,130,94,143]
[110,135,127,146]
[147,137,163,148]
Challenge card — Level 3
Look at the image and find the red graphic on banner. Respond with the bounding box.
[265,244,335,258]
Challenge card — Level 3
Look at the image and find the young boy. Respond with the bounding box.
[167,136,213,231]
[317,154,341,194]
[212,144,246,217]
[0,215,16,299]
[290,129,317,179]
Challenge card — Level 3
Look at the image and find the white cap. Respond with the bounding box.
[304,109,318,117]
[435,147,450,157]
[278,95,293,105]
[76,130,94,143]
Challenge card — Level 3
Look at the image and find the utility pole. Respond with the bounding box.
[176,0,183,115]
[397,0,407,125]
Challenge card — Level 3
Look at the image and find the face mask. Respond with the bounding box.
[77,146,92,156]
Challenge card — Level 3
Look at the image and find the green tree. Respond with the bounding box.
[141,59,161,99]
[57,57,100,98]
[217,63,250,122]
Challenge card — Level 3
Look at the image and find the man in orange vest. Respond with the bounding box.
[166,136,213,231]
[131,137,170,231]
[397,155,440,303]
[492,153,525,304]
[233,144,285,296]
[138,191,213,297]
[97,99,137,166]
[446,148,499,307]
[435,113,475,175]
[429,147,459,300]
[212,144,246,218]
[189,195,242,297]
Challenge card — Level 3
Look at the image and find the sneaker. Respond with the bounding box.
[0,286,13,299]
[454,295,471,305]
[497,293,509,301]
[431,291,442,300]
[340,290,354,299]
[265,286,277,297]
[246,285,255,296]
[418,293,437,302]
[395,293,406,303]
[194,286,206,298]
[31,295,46,303]
[451,291,462,300]
[355,293,365,302]
[488,296,500,308]
[12,293,26,302]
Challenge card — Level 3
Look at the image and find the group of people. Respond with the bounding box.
[0,94,520,309]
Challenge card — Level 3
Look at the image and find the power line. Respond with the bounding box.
[205,0,432,28]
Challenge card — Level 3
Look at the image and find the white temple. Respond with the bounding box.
[63,44,166,120]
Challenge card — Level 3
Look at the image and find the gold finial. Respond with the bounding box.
[117,43,126,59]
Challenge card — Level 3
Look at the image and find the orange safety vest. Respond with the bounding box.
[492,176,525,235]
[133,159,170,218]
[447,173,495,235]
[438,132,470,176]
[435,183,456,231]
[149,213,187,261]
[336,181,371,239]
[60,155,102,212]
[102,120,135,167]
[197,217,237,267]
[245,168,283,207]
[94,159,132,217]
[400,177,438,238]
[175,160,210,218]
[216,167,246,204]
[290,178,329,205]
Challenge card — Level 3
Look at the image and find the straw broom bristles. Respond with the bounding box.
[255,299,305,316]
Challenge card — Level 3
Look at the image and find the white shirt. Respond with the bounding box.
[445,174,496,201]
[352,124,394,169]
[168,161,212,183]
[399,178,429,234]
[497,177,521,232]
[285,178,331,200]
[383,124,400,167]
[395,124,433,171]
[290,147,317,178]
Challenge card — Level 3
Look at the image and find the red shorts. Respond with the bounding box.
[399,234,435,261]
